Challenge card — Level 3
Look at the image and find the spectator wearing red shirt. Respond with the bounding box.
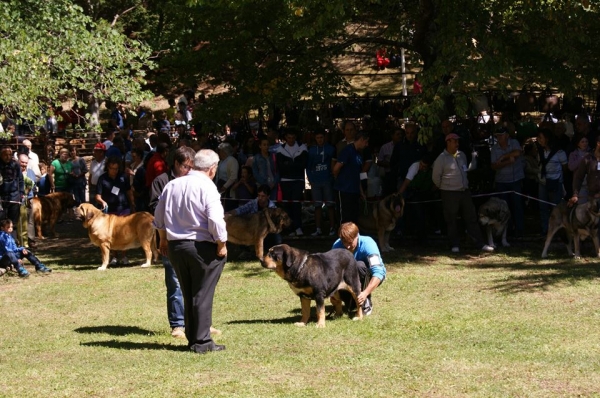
[145,143,169,188]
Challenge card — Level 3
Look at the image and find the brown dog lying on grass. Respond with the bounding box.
[31,192,77,238]
[263,244,363,328]
[78,203,158,270]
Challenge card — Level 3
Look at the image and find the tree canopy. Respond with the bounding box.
[0,0,153,128]
[4,0,600,139]
[136,0,599,137]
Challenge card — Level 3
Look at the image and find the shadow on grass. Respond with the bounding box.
[75,325,156,336]
[81,340,187,351]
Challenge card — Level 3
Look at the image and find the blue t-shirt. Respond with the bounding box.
[332,234,386,281]
[333,144,362,194]
[307,144,335,185]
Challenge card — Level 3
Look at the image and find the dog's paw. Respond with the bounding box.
[97,266,107,271]
[294,322,307,327]
[574,255,582,260]
[140,263,152,268]
[352,316,363,321]
[380,247,390,253]
[315,323,326,328]
[387,246,395,251]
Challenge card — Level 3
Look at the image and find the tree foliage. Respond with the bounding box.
[0,0,153,128]
[131,0,596,138]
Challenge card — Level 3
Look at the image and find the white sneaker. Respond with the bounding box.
[120,257,129,265]
[311,229,322,237]
[109,257,118,266]
[295,228,304,237]
[171,327,185,338]
[451,247,460,253]
[481,244,495,253]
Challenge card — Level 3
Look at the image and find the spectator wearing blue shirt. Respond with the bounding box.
[307,129,336,236]
[0,218,51,277]
[332,222,385,316]
[333,131,369,224]
[228,184,282,254]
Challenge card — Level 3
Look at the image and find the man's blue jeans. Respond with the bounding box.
[163,255,184,328]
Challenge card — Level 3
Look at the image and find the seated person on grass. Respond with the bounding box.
[0,219,51,278]
[332,222,386,316]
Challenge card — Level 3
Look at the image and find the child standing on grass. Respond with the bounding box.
[0,219,51,278]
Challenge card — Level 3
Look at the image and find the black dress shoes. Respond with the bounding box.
[192,343,226,354]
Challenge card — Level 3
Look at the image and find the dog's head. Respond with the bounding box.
[586,198,600,220]
[266,208,292,233]
[478,197,509,226]
[388,193,405,218]
[262,244,307,280]
[78,203,102,228]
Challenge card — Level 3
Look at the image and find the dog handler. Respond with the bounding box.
[332,222,386,315]
[154,149,228,354]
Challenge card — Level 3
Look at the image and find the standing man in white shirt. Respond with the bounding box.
[154,149,228,354]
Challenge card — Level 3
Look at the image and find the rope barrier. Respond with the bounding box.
[219,190,560,207]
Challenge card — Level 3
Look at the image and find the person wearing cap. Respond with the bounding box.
[21,139,41,180]
[432,133,494,253]
[570,134,600,208]
[89,143,107,203]
[491,127,525,239]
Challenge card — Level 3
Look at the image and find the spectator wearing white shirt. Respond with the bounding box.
[154,149,227,354]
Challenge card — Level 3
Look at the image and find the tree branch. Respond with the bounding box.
[111,6,138,27]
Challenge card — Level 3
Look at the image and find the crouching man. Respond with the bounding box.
[332,222,386,315]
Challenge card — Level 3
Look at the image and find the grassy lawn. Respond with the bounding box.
[2,223,600,397]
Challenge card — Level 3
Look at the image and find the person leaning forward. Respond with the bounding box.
[153,149,228,354]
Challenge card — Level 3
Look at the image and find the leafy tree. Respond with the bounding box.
[0,0,153,132]
[163,0,600,138]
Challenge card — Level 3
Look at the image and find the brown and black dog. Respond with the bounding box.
[358,193,405,252]
[78,203,158,270]
[541,199,600,259]
[31,192,77,238]
[225,207,291,260]
[263,244,363,328]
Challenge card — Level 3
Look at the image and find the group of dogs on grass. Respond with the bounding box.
[31,191,600,327]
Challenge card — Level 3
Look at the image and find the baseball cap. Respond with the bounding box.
[445,133,460,141]
[94,142,106,151]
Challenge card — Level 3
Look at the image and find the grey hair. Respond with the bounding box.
[217,142,234,157]
[194,149,219,171]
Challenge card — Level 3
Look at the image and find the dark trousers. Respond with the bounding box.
[338,191,360,224]
[440,190,484,248]
[168,240,226,353]
[280,180,304,230]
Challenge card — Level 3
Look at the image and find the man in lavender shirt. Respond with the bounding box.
[154,149,228,354]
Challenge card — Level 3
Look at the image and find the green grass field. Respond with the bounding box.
[1,225,600,397]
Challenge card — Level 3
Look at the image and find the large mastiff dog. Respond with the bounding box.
[541,199,600,259]
[31,192,77,238]
[225,207,291,260]
[478,197,511,248]
[263,244,363,328]
[358,193,404,252]
[78,203,158,270]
